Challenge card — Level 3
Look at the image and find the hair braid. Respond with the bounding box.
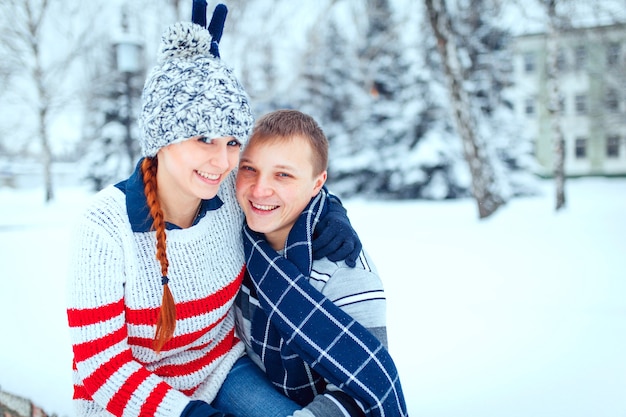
[141,157,176,353]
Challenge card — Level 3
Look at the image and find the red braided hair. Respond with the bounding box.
[141,157,176,353]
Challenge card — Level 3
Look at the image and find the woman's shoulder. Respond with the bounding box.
[76,185,129,233]
[85,184,126,212]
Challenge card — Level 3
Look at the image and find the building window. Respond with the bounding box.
[606,89,619,112]
[574,45,587,70]
[607,135,620,158]
[523,52,536,73]
[575,138,587,159]
[524,97,535,115]
[575,95,587,114]
[556,48,567,71]
[607,42,621,66]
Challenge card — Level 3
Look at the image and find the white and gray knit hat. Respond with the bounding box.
[139,2,253,157]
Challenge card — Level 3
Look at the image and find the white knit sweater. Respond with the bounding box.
[67,171,245,417]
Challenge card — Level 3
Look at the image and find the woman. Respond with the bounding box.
[66,3,359,417]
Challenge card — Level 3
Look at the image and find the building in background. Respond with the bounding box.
[511,23,626,177]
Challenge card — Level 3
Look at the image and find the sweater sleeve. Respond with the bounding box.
[66,210,190,417]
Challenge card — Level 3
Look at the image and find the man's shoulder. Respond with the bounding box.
[313,249,378,274]
[310,250,380,289]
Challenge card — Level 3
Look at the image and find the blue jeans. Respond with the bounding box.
[213,355,301,417]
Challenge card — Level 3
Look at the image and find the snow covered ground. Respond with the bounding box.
[0,177,625,417]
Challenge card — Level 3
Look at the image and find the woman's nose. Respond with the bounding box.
[210,143,229,171]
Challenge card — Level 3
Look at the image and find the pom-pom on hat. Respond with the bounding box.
[139,1,254,157]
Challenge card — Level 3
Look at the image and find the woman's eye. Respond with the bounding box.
[228,139,242,147]
[198,136,212,144]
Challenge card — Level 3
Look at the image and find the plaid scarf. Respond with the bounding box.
[243,189,408,417]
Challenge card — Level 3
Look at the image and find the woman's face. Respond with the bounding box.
[157,135,242,203]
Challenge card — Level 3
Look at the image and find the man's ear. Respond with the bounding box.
[312,171,327,196]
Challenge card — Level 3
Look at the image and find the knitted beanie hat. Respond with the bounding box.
[139,2,254,157]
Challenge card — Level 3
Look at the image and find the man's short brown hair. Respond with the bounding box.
[248,109,328,176]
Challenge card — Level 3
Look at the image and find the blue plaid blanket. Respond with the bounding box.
[243,189,407,417]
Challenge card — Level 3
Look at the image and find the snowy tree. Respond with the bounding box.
[223,0,306,114]
[78,10,145,191]
[271,0,535,204]
[295,4,374,195]
[425,0,506,218]
[297,17,361,132]
[342,0,430,198]
[0,0,101,202]
[451,0,537,198]
[79,64,144,190]
[294,0,468,200]
[543,0,568,210]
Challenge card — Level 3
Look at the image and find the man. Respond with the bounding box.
[233,109,407,417]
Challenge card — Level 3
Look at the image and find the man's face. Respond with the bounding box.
[236,135,327,250]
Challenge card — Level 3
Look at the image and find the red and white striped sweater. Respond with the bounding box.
[67,171,245,417]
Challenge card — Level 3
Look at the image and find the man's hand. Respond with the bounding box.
[313,195,362,267]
